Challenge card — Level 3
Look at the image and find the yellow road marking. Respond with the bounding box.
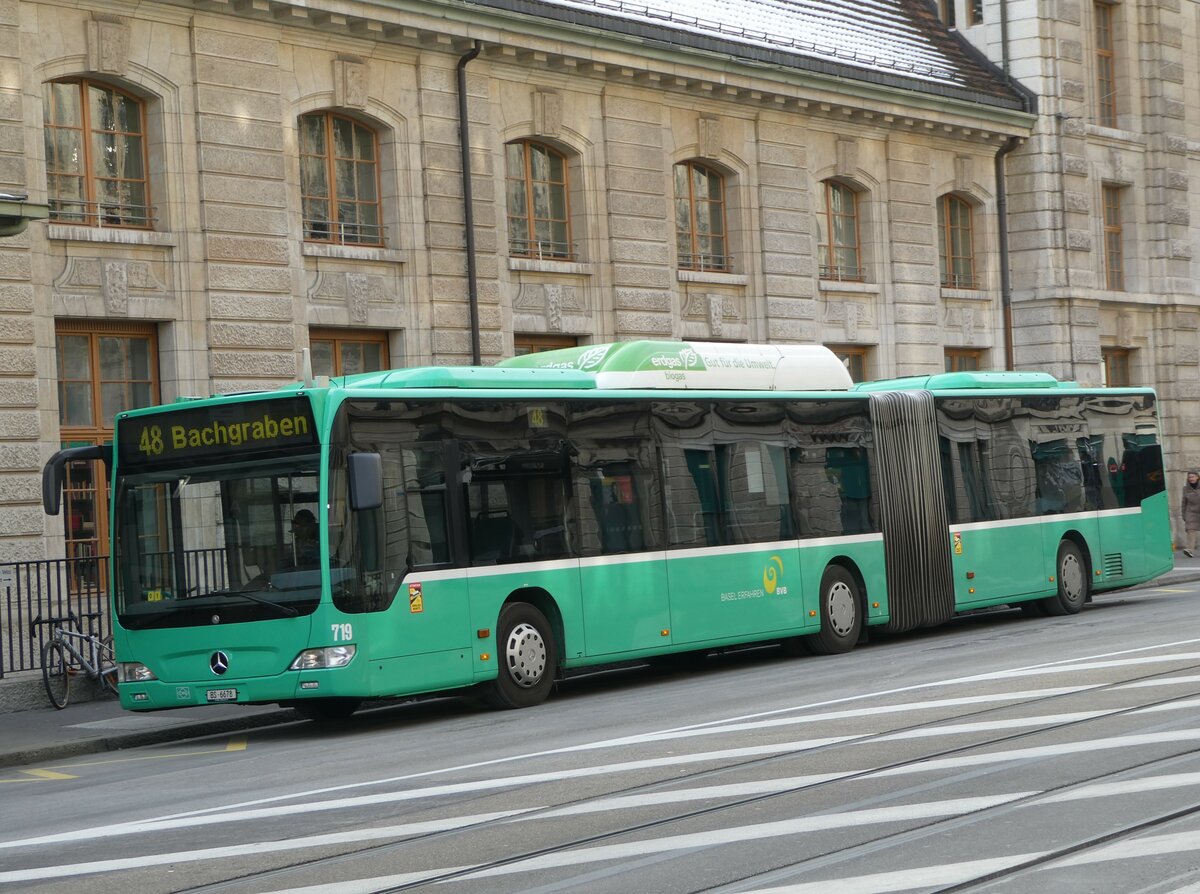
[1149,588,1191,593]
[0,768,79,783]
[24,737,252,773]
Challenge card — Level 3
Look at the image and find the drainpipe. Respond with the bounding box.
[995,136,1020,371]
[457,40,482,365]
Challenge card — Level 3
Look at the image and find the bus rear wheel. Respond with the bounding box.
[1041,540,1087,616]
[484,602,557,709]
[805,565,861,655]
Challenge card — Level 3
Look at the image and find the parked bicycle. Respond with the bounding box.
[29,612,118,709]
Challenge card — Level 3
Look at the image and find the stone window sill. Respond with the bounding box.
[508,257,592,275]
[47,224,177,247]
[677,269,748,285]
[302,242,405,263]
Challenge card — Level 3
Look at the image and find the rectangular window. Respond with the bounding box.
[818,180,863,282]
[1102,185,1124,291]
[515,334,578,357]
[56,320,158,581]
[43,80,152,228]
[299,112,382,246]
[310,328,389,378]
[939,0,956,27]
[1095,2,1117,127]
[968,0,983,25]
[1102,347,1132,387]
[827,345,869,383]
[938,195,977,289]
[945,348,984,372]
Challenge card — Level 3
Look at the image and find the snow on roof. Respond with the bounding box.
[469,0,1026,108]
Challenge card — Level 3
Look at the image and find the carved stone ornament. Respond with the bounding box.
[54,257,168,312]
[87,14,130,76]
[333,55,369,110]
[515,283,583,329]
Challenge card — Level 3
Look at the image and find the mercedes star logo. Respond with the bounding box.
[210,651,230,676]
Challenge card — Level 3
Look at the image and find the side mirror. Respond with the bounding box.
[43,445,110,515]
[347,452,383,511]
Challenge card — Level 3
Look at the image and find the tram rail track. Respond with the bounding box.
[176,654,1200,893]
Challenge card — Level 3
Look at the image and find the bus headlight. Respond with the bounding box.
[289,645,356,670]
[120,662,157,683]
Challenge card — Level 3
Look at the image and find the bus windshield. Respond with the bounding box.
[112,455,322,629]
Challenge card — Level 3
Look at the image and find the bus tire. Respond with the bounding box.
[484,602,557,709]
[292,698,362,722]
[805,565,862,656]
[1042,540,1087,616]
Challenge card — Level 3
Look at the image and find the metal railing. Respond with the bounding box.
[679,252,734,273]
[509,237,577,261]
[1,556,111,677]
[304,218,386,247]
[1,548,230,677]
[819,264,866,283]
[48,199,156,229]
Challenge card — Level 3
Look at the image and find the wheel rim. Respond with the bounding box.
[826,580,856,637]
[504,621,547,688]
[1060,551,1084,603]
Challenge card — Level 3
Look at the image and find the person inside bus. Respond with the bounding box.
[291,509,320,567]
[1181,471,1200,558]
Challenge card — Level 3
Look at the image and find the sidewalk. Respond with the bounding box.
[3,552,1200,771]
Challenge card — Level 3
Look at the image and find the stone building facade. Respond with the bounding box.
[952,0,1200,542]
[0,0,1040,561]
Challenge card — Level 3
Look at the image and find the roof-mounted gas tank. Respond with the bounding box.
[498,340,852,391]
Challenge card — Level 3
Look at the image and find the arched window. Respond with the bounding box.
[43,79,151,228]
[505,140,572,259]
[299,112,382,246]
[818,180,862,282]
[674,161,729,272]
[938,194,977,289]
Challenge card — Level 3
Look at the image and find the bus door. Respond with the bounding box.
[575,461,670,657]
[661,438,802,644]
[939,415,1046,608]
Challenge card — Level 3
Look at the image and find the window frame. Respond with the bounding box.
[938,194,977,289]
[826,345,869,383]
[309,328,390,378]
[506,139,574,261]
[515,334,579,356]
[1102,184,1124,291]
[299,111,384,247]
[55,320,159,572]
[945,348,985,372]
[674,160,731,273]
[1095,2,1118,128]
[1102,347,1132,387]
[43,78,153,229]
[818,179,864,283]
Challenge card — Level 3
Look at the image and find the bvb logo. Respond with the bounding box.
[763,556,785,594]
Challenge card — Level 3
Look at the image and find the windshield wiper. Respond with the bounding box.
[215,588,299,617]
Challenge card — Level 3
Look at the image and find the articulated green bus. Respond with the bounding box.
[43,341,1172,719]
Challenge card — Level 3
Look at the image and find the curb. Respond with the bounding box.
[0,708,300,770]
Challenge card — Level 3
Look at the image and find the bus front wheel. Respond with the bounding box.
[484,602,557,709]
[806,566,862,655]
[1041,541,1087,616]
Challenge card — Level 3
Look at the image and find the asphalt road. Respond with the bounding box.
[6,579,1200,893]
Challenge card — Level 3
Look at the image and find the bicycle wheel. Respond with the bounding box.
[97,635,119,696]
[42,640,70,710]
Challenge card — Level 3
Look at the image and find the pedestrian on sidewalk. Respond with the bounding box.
[1182,470,1200,557]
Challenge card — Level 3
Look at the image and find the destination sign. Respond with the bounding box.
[117,396,319,467]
